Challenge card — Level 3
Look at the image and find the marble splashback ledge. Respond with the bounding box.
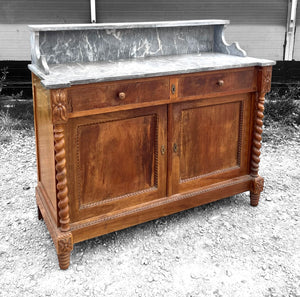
[29,20,247,75]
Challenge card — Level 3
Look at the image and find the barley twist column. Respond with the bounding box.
[54,124,70,231]
[250,67,272,206]
[52,89,72,269]
[52,89,70,230]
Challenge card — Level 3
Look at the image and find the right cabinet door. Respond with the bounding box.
[170,93,253,195]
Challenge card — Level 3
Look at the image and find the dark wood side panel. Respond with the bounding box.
[66,106,167,222]
[68,77,170,113]
[32,75,57,224]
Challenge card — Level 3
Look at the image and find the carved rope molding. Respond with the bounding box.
[250,92,264,177]
[250,67,272,178]
[54,124,70,232]
[51,89,70,232]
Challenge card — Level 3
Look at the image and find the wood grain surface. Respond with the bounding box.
[32,66,272,269]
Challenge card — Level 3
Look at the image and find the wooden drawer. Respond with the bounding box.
[177,68,256,98]
[68,77,170,112]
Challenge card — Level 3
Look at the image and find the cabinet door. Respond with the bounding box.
[169,93,252,195]
[66,106,167,221]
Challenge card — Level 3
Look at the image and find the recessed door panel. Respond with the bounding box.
[180,101,241,180]
[67,106,167,221]
[171,94,252,194]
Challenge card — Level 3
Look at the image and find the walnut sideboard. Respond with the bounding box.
[28,20,275,269]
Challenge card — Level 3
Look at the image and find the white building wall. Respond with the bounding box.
[293,4,300,60]
[0,25,30,60]
[0,0,293,61]
[225,25,285,61]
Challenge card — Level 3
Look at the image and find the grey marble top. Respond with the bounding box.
[28,20,230,31]
[29,53,275,89]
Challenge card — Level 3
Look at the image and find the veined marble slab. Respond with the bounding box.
[28,20,230,31]
[29,20,275,86]
[29,52,275,89]
[29,20,250,76]
[38,26,214,64]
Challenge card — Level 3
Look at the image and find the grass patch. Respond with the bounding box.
[264,85,300,127]
[0,104,34,144]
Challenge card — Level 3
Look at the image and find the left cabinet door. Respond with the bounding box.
[66,105,167,222]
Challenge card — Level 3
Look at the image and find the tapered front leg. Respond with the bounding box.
[250,176,264,206]
[58,251,71,270]
[56,235,73,270]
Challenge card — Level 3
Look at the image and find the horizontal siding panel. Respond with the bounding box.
[0,0,288,25]
[97,0,287,25]
[0,25,30,60]
[0,0,290,60]
[225,25,285,60]
[0,0,89,24]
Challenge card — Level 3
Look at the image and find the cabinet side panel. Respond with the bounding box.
[33,76,57,223]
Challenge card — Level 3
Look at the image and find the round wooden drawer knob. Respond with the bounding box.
[217,80,224,86]
[118,92,126,100]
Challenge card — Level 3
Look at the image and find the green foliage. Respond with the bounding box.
[264,85,300,126]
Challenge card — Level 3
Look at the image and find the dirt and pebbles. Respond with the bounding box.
[0,126,299,297]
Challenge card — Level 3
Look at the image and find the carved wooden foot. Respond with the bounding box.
[56,235,73,270]
[250,176,264,207]
[250,192,260,206]
[57,251,71,270]
[37,206,43,220]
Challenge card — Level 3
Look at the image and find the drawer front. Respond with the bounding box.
[68,78,170,112]
[178,68,256,98]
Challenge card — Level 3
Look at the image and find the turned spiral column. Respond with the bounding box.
[250,93,264,177]
[250,67,272,206]
[52,89,70,231]
[51,88,73,269]
[54,124,70,231]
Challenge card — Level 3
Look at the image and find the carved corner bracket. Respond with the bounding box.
[250,176,264,195]
[30,31,50,75]
[258,66,272,93]
[57,234,73,254]
[51,89,68,124]
[213,25,247,57]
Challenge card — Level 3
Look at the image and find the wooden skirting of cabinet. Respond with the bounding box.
[32,66,272,269]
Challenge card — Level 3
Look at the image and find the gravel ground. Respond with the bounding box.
[0,127,299,297]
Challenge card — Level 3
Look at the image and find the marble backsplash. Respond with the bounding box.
[39,26,214,65]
